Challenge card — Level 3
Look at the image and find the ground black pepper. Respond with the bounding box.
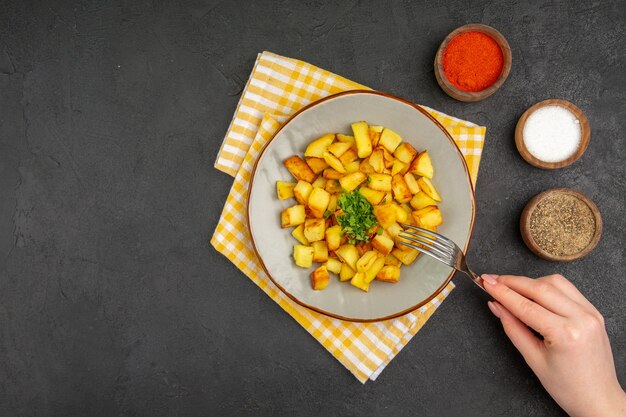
[529,194,596,256]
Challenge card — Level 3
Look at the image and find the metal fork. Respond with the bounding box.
[398,223,485,291]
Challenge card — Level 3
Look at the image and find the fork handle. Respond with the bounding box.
[463,269,486,292]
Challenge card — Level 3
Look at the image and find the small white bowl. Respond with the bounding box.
[515,99,590,169]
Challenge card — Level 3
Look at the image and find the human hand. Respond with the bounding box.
[481,273,626,417]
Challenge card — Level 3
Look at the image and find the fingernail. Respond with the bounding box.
[487,301,501,318]
[482,274,498,285]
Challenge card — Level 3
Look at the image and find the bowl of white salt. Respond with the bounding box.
[515,99,590,169]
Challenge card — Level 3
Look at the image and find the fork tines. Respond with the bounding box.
[397,223,457,268]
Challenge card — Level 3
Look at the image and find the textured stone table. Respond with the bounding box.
[1,1,624,416]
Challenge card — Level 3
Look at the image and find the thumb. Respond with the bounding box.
[488,301,545,368]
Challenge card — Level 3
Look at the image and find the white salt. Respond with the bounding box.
[523,105,581,162]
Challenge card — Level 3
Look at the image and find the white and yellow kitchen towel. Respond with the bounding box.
[211,51,486,382]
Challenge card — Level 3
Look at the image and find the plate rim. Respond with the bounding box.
[246,90,476,322]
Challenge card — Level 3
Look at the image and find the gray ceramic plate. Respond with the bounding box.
[247,90,475,321]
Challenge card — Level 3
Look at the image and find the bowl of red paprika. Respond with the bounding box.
[434,24,512,102]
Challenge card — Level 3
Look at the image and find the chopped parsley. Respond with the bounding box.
[337,190,379,244]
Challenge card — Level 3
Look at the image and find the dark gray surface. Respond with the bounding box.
[0,1,624,416]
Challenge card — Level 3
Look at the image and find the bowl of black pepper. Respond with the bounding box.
[520,188,602,262]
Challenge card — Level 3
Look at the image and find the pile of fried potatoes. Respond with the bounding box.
[277,121,443,292]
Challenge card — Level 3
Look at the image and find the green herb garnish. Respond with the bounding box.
[337,190,379,244]
[323,210,332,218]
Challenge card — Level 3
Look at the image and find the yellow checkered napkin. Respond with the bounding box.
[211,51,486,382]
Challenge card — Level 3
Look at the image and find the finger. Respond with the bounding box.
[482,274,562,336]
[540,274,600,315]
[495,274,580,317]
[488,301,545,369]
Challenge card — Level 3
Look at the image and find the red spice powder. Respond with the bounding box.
[442,31,504,92]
